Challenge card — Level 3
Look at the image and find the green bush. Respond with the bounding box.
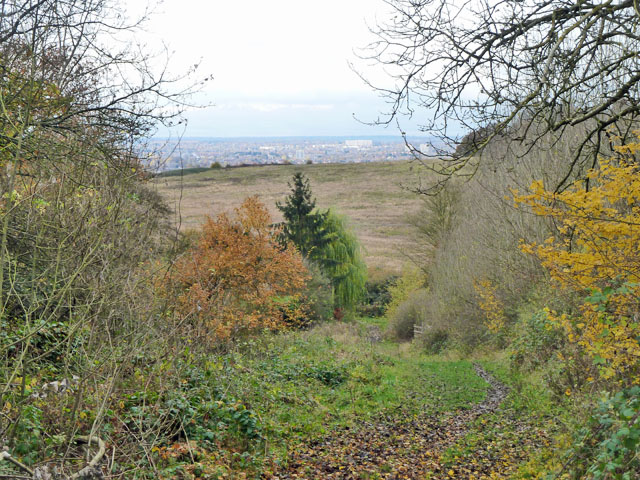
[385,268,425,320]
[357,276,396,317]
[388,289,429,341]
[510,310,565,372]
[508,287,595,399]
[420,329,449,354]
[567,387,640,479]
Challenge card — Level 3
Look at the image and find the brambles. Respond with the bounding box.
[509,310,565,373]
[567,387,640,479]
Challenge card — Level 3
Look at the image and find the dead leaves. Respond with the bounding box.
[437,409,549,479]
[265,414,447,479]
[265,365,549,479]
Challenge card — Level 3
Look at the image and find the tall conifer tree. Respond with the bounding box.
[276,173,327,256]
[277,173,367,310]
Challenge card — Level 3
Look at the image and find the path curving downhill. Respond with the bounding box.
[264,364,542,479]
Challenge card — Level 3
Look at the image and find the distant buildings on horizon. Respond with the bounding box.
[143,136,435,172]
[344,139,373,148]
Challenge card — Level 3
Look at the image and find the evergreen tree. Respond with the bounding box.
[277,174,367,310]
[276,173,327,256]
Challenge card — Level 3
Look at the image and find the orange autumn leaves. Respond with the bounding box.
[163,197,310,342]
[513,138,640,381]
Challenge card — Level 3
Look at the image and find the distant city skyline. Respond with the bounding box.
[153,135,426,142]
[139,1,425,138]
[144,136,431,171]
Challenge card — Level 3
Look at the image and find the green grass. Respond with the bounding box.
[209,319,489,461]
[427,356,574,479]
[478,358,561,417]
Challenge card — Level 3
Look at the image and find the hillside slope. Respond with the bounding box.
[154,162,424,274]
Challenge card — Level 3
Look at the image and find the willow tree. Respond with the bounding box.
[313,211,367,311]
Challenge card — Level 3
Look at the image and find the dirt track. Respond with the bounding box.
[265,365,520,480]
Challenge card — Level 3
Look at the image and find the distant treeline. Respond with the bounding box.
[155,167,212,177]
[154,161,311,177]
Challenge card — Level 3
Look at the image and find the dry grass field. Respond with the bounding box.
[153,161,427,275]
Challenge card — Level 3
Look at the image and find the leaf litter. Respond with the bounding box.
[264,365,549,479]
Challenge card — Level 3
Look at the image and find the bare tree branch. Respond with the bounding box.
[360,0,640,191]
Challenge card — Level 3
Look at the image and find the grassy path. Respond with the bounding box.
[182,318,550,478]
[264,365,544,479]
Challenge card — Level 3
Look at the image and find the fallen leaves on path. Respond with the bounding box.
[264,365,549,479]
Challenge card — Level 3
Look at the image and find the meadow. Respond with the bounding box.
[154,161,426,275]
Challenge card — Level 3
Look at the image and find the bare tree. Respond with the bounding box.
[0,1,208,476]
[361,0,640,190]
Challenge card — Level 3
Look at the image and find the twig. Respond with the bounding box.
[110,446,115,473]
[0,451,34,476]
[69,435,106,480]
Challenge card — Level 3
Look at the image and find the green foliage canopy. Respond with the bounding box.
[277,173,367,310]
[313,210,367,310]
[276,172,327,256]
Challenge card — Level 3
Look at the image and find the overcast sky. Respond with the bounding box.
[140,0,413,137]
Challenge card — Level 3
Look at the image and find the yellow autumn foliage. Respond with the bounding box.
[474,279,507,333]
[513,137,640,382]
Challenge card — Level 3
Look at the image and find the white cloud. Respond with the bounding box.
[142,1,392,95]
[227,102,335,112]
[138,1,402,136]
